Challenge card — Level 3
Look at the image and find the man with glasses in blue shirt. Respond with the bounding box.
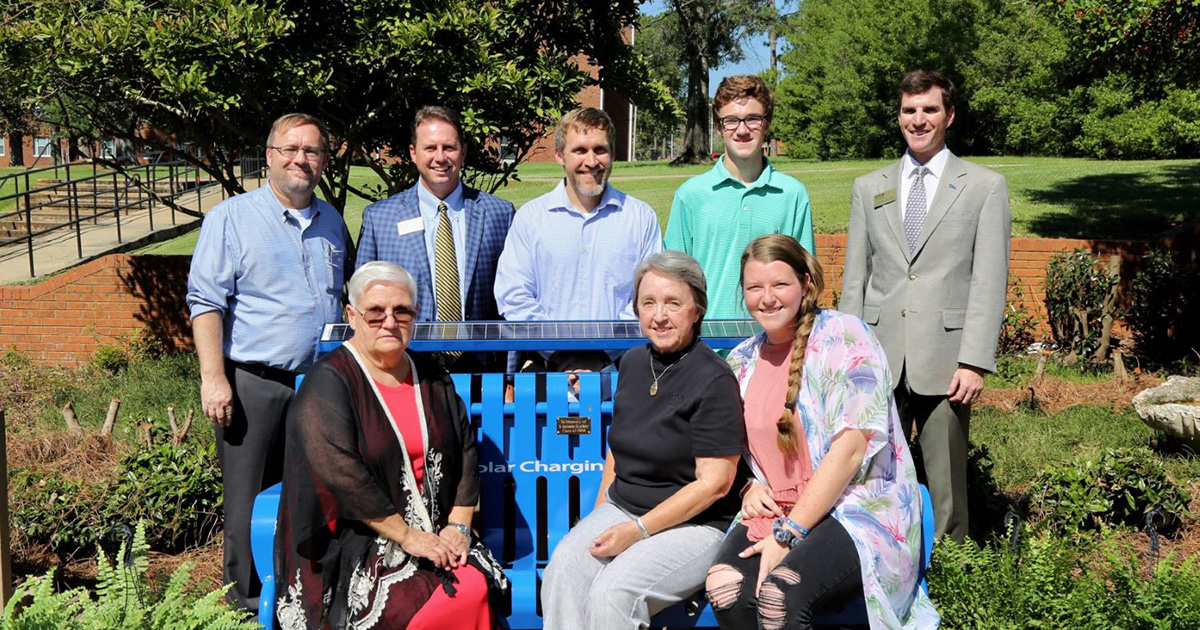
[187,113,352,611]
[665,76,815,321]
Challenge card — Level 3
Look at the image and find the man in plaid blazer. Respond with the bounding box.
[357,106,514,371]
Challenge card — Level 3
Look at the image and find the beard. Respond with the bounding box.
[568,170,607,198]
[270,169,318,199]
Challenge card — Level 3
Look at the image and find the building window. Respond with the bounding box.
[34,137,53,159]
[102,139,116,158]
[0,136,5,157]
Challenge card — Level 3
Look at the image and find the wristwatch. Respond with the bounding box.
[772,517,803,549]
[449,522,471,537]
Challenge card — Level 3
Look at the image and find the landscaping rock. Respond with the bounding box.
[1132,376,1200,451]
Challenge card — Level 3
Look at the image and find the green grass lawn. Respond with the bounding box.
[1,166,24,213]
[136,156,1200,256]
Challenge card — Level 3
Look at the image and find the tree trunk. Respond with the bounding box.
[673,53,711,164]
[7,132,23,166]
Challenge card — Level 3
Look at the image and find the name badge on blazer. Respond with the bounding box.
[396,217,424,236]
[873,188,897,209]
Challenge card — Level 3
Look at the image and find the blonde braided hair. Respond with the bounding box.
[739,234,826,455]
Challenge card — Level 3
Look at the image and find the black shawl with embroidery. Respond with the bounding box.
[274,345,508,630]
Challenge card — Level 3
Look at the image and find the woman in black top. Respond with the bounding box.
[541,251,746,629]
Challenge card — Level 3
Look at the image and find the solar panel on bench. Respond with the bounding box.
[320,320,760,353]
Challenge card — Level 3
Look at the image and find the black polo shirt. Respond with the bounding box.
[607,339,746,530]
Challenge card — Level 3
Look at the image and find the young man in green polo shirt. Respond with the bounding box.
[664,75,815,320]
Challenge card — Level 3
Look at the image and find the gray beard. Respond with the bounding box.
[570,178,605,199]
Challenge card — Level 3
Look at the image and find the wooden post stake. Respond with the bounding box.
[101,398,121,437]
[1,409,13,605]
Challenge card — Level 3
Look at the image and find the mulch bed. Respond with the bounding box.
[977,373,1164,414]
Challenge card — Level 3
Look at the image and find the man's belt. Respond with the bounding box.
[227,359,300,387]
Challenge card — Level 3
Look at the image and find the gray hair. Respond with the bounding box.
[347,261,418,307]
[632,251,708,323]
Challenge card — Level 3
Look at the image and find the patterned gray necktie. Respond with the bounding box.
[904,166,930,253]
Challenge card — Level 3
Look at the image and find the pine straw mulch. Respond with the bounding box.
[13,540,224,595]
[6,430,123,482]
[1096,481,1200,578]
[976,372,1164,414]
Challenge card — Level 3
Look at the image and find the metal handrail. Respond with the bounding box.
[0,153,267,277]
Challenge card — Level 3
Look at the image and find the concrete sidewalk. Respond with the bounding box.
[0,177,262,284]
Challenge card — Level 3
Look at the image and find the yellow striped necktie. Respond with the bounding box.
[434,202,463,363]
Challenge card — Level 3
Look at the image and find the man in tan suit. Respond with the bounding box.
[840,70,1011,542]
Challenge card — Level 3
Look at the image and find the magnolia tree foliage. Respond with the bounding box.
[1041,0,1200,90]
[0,0,675,212]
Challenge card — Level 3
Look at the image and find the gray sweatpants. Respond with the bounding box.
[540,501,724,630]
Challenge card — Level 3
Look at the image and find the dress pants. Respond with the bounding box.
[217,361,295,611]
[895,368,970,542]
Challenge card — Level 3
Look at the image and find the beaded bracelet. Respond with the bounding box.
[784,517,810,538]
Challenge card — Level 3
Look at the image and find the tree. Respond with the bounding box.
[1040,0,1200,92]
[774,0,983,160]
[656,0,772,164]
[960,0,1087,156]
[633,11,685,160]
[0,0,673,212]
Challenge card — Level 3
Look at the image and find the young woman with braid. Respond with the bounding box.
[705,235,939,630]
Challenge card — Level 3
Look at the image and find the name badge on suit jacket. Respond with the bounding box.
[396,216,423,236]
[873,188,897,209]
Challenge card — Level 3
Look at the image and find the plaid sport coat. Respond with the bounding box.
[356,184,515,323]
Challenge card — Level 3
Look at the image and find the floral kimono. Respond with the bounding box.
[275,344,508,630]
[727,310,940,630]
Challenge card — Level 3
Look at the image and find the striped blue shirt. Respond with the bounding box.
[494,180,663,321]
[186,184,349,372]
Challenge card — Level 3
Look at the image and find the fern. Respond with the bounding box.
[3,522,257,630]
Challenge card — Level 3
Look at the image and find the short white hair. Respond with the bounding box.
[348,261,418,307]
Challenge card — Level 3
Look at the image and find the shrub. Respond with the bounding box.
[1043,248,1119,361]
[2,522,257,630]
[90,344,130,375]
[1126,249,1200,367]
[1030,447,1193,534]
[10,443,222,557]
[998,275,1037,356]
[105,442,223,552]
[8,469,111,558]
[929,526,1200,629]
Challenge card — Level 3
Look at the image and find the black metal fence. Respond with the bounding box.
[0,153,266,277]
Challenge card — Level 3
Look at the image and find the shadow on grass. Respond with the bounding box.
[1025,162,1200,240]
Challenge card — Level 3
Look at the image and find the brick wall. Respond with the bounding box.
[0,255,192,364]
[2,223,1196,366]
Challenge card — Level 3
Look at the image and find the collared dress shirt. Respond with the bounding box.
[899,146,951,220]
[416,181,469,317]
[186,184,349,372]
[495,180,663,321]
[664,157,815,320]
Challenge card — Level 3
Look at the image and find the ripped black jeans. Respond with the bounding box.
[706,517,862,630]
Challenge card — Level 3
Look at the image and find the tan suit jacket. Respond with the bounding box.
[840,153,1011,395]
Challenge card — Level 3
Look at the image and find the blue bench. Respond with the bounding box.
[251,371,934,629]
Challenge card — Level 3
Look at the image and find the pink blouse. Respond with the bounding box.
[741,341,813,541]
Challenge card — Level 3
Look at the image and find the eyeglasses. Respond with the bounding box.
[718,115,767,132]
[352,305,417,327]
[268,145,328,161]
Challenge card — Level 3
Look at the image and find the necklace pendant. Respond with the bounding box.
[650,381,658,396]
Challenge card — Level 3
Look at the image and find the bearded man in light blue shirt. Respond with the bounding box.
[495,107,662,371]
